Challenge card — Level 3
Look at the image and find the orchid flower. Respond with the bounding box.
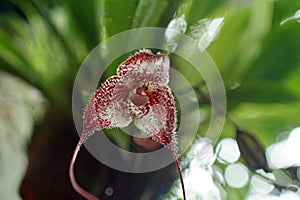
[69,49,186,200]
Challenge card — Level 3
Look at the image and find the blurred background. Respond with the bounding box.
[0,0,300,199]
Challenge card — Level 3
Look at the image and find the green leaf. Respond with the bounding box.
[131,0,168,28]
[186,0,227,25]
[243,1,300,84]
[245,23,300,82]
[102,0,139,38]
[104,128,131,150]
[208,0,273,87]
[227,81,299,107]
[59,0,100,50]
[230,103,300,146]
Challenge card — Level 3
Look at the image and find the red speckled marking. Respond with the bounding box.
[70,49,186,200]
[133,83,178,155]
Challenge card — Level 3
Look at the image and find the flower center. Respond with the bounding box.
[129,93,149,107]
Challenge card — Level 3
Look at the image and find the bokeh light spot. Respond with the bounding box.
[225,163,249,188]
[250,174,274,194]
[216,138,240,163]
[286,127,300,166]
[266,140,293,169]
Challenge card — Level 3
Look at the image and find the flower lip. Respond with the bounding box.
[129,92,149,107]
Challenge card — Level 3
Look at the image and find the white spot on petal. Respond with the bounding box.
[100,102,131,127]
[134,104,166,136]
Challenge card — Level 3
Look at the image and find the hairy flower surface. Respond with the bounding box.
[70,49,186,200]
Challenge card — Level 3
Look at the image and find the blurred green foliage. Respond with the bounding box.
[0,0,300,199]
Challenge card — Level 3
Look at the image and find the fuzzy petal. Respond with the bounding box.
[134,85,178,156]
[83,76,132,136]
[117,49,170,85]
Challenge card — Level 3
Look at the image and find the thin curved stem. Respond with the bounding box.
[174,155,186,200]
[69,139,100,200]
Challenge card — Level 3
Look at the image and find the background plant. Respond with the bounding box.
[0,0,300,199]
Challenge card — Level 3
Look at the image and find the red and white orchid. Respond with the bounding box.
[69,49,186,200]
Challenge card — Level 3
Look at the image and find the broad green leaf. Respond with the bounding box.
[173,0,227,25]
[230,103,300,146]
[208,0,273,87]
[59,0,100,51]
[104,128,131,151]
[271,0,300,26]
[186,0,227,25]
[0,25,34,74]
[245,22,300,82]
[131,0,168,28]
[226,81,299,107]
[243,1,300,84]
[284,63,300,99]
[102,0,139,38]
